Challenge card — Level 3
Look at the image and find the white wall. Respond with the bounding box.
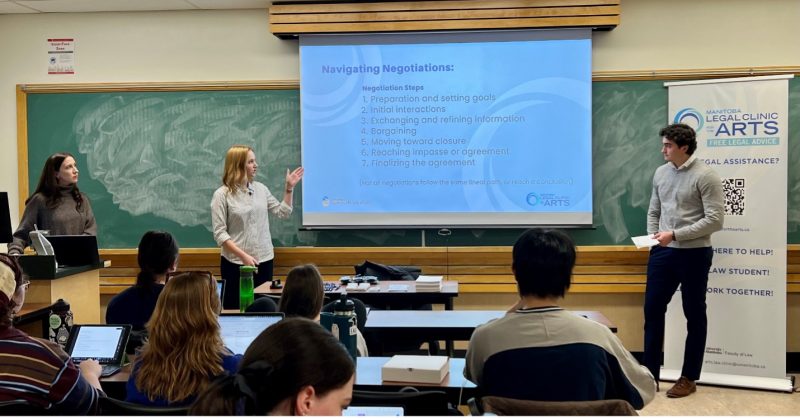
[594,0,800,72]
[1,0,798,225]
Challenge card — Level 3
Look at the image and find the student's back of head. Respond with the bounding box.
[133,271,227,404]
[512,228,576,299]
[191,317,355,416]
[136,230,179,290]
[278,264,324,319]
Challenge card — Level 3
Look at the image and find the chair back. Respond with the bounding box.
[351,389,462,416]
[481,396,638,416]
[99,397,189,416]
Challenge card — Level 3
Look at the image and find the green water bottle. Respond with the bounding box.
[239,265,257,312]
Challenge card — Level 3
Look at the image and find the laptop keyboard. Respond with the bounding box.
[100,365,121,377]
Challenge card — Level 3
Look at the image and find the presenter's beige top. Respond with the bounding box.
[211,182,292,264]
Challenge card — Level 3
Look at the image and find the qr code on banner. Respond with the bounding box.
[723,178,745,216]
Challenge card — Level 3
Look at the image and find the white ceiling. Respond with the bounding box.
[0,0,300,14]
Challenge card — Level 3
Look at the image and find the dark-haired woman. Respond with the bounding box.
[106,231,178,353]
[191,317,355,416]
[8,153,96,255]
[279,264,369,356]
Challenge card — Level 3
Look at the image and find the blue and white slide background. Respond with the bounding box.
[300,30,592,227]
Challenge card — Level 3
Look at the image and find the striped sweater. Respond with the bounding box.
[0,327,101,414]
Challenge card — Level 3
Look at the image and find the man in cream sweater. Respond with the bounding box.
[644,123,724,398]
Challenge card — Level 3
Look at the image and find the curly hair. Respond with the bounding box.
[659,123,697,155]
[135,271,226,403]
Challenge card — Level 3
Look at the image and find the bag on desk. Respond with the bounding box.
[354,260,421,281]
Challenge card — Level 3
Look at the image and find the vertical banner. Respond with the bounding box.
[663,75,793,391]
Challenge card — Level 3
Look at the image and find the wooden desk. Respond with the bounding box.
[365,310,617,356]
[256,280,459,310]
[23,261,105,324]
[13,303,53,338]
[100,357,477,405]
[355,357,476,405]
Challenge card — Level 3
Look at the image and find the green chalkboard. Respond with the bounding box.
[24,88,418,248]
[23,79,800,248]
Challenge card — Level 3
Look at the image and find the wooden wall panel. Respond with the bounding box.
[99,245,800,295]
[269,0,620,38]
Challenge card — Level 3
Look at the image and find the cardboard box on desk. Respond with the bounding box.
[381,355,449,384]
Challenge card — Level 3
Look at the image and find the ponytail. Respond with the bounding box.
[191,360,275,415]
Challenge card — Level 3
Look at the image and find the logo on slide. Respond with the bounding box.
[673,108,704,130]
[322,196,330,207]
[526,193,540,207]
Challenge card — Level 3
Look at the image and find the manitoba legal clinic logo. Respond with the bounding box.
[527,192,570,207]
[673,108,704,130]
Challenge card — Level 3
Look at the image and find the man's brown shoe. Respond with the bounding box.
[666,376,697,398]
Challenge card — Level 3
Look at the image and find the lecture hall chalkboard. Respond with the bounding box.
[21,79,800,248]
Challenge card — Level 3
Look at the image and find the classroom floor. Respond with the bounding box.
[638,376,799,416]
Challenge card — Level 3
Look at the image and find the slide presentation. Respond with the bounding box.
[300,30,592,228]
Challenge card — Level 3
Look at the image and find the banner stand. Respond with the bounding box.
[664,75,793,393]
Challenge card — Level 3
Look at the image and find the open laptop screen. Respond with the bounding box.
[344,406,404,416]
[65,324,130,364]
[218,313,284,355]
[216,279,225,301]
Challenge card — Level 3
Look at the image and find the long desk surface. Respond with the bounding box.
[101,357,476,405]
[255,280,459,310]
[364,310,617,356]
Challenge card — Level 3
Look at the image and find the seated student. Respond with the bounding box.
[126,271,241,407]
[465,229,656,409]
[106,230,178,353]
[0,254,104,414]
[191,317,355,416]
[278,264,369,356]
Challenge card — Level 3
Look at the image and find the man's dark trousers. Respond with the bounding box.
[644,246,713,381]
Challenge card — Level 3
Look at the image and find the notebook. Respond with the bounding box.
[47,235,100,267]
[344,406,404,416]
[218,313,284,355]
[65,324,131,377]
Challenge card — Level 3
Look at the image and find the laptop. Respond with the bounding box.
[47,235,100,267]
[65,324,131,377]
[218,313,284,355]
[343,406,404,416]
[216,279,225,302]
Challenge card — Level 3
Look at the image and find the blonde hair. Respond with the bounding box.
[135,272,226,403]
[222,145,252,193]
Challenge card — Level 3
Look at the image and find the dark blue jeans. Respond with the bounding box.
[643,246,713,381]
[220,256,274,310]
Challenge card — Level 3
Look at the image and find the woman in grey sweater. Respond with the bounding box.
[8,152,96,255]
